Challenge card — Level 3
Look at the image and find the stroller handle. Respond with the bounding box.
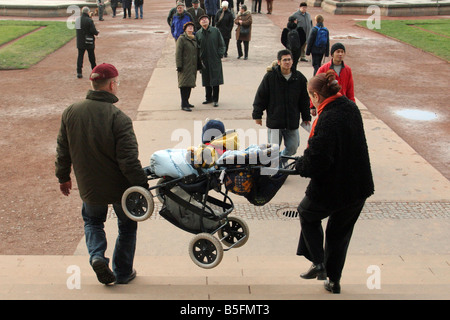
[262,167,299,175]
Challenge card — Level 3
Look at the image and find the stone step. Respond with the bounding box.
[1,255,449,300]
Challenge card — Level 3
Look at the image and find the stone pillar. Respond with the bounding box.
[307,0,323,7]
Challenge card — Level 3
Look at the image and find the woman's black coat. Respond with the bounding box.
[295,96,374,208]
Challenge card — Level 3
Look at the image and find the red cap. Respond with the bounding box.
[89,63,119,81]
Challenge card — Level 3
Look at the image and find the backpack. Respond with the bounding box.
[314,26,328,48]
[287,29,301,50]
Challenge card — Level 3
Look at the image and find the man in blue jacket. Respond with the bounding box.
[171,2,193,40]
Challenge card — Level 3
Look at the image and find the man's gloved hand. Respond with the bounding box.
[60,180,72,196]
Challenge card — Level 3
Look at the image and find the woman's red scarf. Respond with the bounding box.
[308,93,342,143]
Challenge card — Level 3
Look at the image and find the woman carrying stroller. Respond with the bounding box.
[295,70,374,294]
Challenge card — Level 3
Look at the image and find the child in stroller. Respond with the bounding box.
[121,122,297,268]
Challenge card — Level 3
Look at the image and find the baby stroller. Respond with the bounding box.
[121,132,297,269]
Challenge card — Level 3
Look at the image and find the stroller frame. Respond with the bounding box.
[121,156,297,269]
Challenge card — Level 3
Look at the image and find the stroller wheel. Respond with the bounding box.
[218,216,249,248]
[121,186,154,222]
[188,233,223,269]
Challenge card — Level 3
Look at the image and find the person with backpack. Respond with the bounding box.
[281,16,306,71]
[306,14,330,75]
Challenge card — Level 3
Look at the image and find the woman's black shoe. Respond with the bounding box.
[324,279,341,294]
[181,106,192,112]
[300,263,327,280]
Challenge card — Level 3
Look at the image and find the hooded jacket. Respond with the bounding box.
[55,90,147,205]
[252,65,311,130]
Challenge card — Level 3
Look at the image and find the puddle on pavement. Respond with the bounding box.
[395,109,438,121]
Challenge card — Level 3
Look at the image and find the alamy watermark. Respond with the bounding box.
[366,265,382,290]
[66,5,82,30]
[66,265,81,290]
[366,5,381,30]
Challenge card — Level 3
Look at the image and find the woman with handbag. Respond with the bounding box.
[234,4,252,60]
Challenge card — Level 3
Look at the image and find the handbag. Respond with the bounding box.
[239,25,250,36]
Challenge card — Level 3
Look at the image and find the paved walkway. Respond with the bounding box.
[0,1,449,302]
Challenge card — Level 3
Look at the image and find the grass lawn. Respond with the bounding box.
[0,20,75,70]
[357,19,450,61]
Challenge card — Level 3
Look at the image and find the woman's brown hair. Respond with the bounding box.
[308,69,341,99]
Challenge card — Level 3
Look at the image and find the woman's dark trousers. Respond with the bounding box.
[237,40,249,58]
[180,87,192,108]
[297,196,365,282]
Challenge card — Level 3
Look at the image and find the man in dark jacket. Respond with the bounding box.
[76,7,99,79]
[187,0,205,31]
[252,49,311,159]
[215,1,234,58]
[55,63,148,285]
[196,14,226,107]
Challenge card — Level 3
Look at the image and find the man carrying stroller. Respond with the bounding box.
[55,63,148,285]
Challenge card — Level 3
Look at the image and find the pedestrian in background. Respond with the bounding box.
[292,2,312,62]
[76,6,99,79]
[171,2,193,41]
[97,0,105,21]
[266,0,273,14]
[110,0,119,17]
[306,14,329,75]
[235,4,252,60]
[252,49,311,158]
[187,0,206,31]
[281,15,306,71]
[122,0,132,18]
[215,1,234,58]
[204,0,220,26]
[310,43,354,115]
[55,63,148,285]
[252,0,262,13]
[176,22,201,112]
[196,15,226,107]
[134,0,144,19]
